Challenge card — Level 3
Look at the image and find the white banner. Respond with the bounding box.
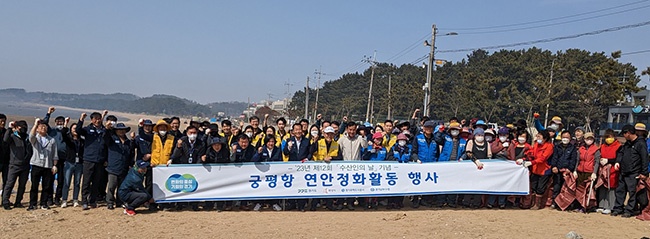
[152,160,530,203]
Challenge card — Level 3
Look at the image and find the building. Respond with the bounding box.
[603,89,650,134]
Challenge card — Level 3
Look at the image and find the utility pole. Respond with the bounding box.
[364,51,377,123]
[544,59,555,128]
[313,66,325,119]
[305,76,309,120]
[423,24,436,117]
[387,74,392,120]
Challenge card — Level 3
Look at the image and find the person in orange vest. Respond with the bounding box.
[573,132,600,213]
[596,129,620,214]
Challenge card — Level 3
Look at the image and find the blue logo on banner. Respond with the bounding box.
[166,174,199,193]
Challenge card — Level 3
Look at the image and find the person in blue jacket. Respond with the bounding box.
[386,133,411,209]
[76,112,107,210]
[118,160,152,216]
[361,132,387,210]
[103,122,135,210]
[409,120,438,208]
[534,113,563,142]
[438,122,467,162]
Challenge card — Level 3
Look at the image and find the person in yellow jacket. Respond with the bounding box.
[144,119,175,211]
[308,126,342,210]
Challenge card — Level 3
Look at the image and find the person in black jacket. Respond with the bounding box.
[230,134,255,163]
[0,114,9,191]
[201,137,231,211]
[2,120,32,210]
[550,130,578,205]
[43,107,69,206]
[61,123,84,208]
[282,123,311,211]
[76,112,107,210]
[103,122,135,210]
[171,126,206,211]
[252,135,282,162]
[612,125,650,217]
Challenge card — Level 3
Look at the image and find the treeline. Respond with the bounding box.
[288,48,645,128]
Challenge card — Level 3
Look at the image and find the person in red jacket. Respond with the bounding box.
[519,131,554,210]
[573,132,600,212]
[596,129,620,214]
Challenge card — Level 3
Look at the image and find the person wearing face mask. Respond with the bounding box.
[595,129,620,215]
[201,137,232,211]
[519,131,554,210]
[439,122,467,162]
[411,121,440,208]
[533,113,563,142]
[461,128,491,208]
[42,107,70,206]
[145,119,175,211]
[102,122,135,210]
[385,133,411,209]
[171,125,206,211]
[611,125,649,218]
[549,131,578,209]
[2,120,33,210]
[490,128,510,160]
[567,132,600,213]
[509,131,534,208]
[308,125,320,144]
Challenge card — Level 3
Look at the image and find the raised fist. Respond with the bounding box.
[533,112,540,119]
[48,107,56,114]
[80,113,87,121]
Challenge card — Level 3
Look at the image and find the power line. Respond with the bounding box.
[440,0,649,31]
[622,49,650,55]
[458,4,650,35]
[384,33,431,62]
[438,20,650,53]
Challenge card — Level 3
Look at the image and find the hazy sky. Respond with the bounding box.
[2,0,649,104]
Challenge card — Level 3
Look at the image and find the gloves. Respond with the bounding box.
[370,148,376,153]
[416,160,422,164]
[614,163,620,171]
[301,158,309,163]
[516,159,524,165]
[51,166,57,174]
[533,112,540,119]
[166,160,172,167]
[600,158,608,166]
[590,173,597,181]
[523,161,532,167]
[475,160,484,170]
[573,171,578,178]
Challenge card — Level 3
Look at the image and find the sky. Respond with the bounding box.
[1,0,649,104]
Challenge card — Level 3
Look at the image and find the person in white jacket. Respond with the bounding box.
[337,122,367,161]
[28,119,58,211]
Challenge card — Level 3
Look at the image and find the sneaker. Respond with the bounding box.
[73,201,80,208]
[610,211,621,216]
[253,203,262,211]
[82,204,89,210]
[596,208,604,213]
[602,209,612,215]
[347,204,355,211]
[107,204,115,210]
[41,205,50,210]
[124,209,136,216]
[61,201,68,208]
[272,204,282,211]
[27,205,35,211]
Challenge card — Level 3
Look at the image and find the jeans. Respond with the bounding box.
[62,162,83,201]
[487,195,506,206]
[106,173,126,206]
[2,165,29,206]
[30,166,53,207]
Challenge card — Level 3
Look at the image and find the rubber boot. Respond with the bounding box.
[530,193,539,210]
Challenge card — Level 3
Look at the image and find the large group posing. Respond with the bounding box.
[0,107,648,219]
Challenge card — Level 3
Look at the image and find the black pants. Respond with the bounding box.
[614,173,639,214]
[106,173,126,206]
[48,160,65,202]
[30,166,52,207]
[97,165,108,200]
[123,191,151,210]
[552,173,565,199]
[82,161,103,205]
[637,188,648,212]
[2,165,29,206]
[530,174,551,195]
[0,163,9,190]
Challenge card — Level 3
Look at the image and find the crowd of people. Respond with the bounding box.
[0,107,648,219]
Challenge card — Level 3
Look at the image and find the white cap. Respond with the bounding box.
[324,126,335,134]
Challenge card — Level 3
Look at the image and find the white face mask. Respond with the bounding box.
[450,130,460,137]
[55,125,64,130]
[485,136,494,142]
[561,138,570,145]
[188,134,197,141]
[537,139,543,144]
[158,131,167,137]
[246,132,253,138]
[518,137,526,144]
[499,136,507,142]
[585,139,594,145]
[549,124,559,130]
[311,131,319,137]
[475,136,485,143]
[398,140,407,147]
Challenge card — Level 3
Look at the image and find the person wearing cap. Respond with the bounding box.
[573,127,586,149]
[549,130,578,208]
[572,132,600,213]
[42,107,69,206]
[27,119,58,210]
[102,121,135,210]
[474,120,488,131]
[76,112,107,210]
[534,113,563,142]
[595,129,620,214]
[146,119,175,211]
[361,132,388,209]
[134,119,154,164]
[308,126,342,211]
[491,128,510,160]
[2,120,32,210]
[439,122,467,162]
[522,130,554,210]
[201,136,231,211]
[410,120,439,208]
[60,122,84,208]
[635,123,650,159]
[384,133,411,209]
[118,160,152,216]
[612,125,649,217]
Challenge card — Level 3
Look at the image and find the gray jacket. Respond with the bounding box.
[337,133,367,161]
[29,133,58,168]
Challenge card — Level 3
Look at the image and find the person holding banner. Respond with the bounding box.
[201,137,231,211]
[283,123,312,211]
[462,128,490,208]
[411,120,439,208]
[523,131,554,210]
[310,126,342,210]
[171,125,206,211]
[362,132,389,209]
[146,119,175,211]
[385,133,411,209]
[119,160,152,216]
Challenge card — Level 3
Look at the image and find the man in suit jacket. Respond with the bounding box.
[282,123,311,211]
